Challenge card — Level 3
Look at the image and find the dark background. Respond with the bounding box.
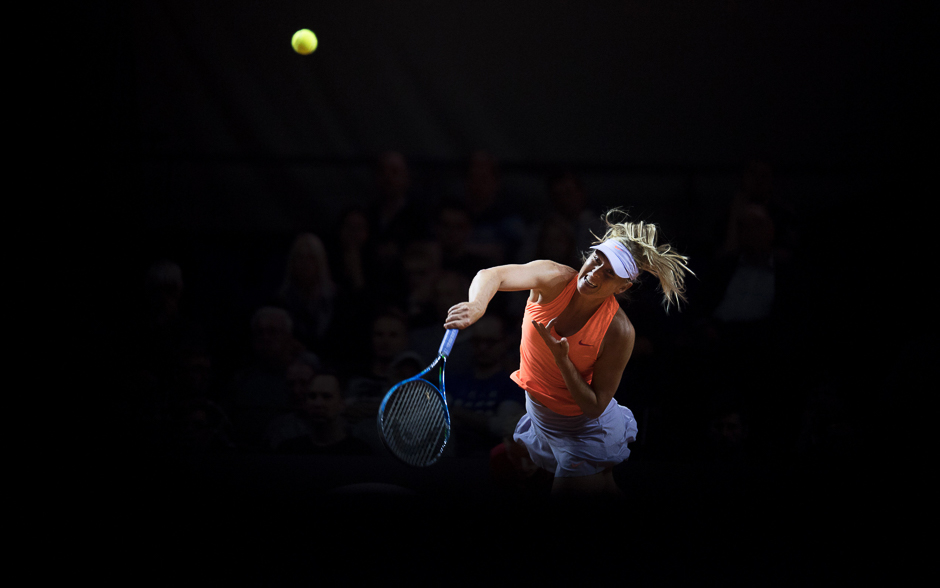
[83,0,925,581]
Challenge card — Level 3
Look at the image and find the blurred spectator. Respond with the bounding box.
[145,259,184,331]
[169,345,216,403]
[461,150,528,264]
[263,354,320,451]
[350,349,430,456]
[446,314,527,458]
[367,151,431,271]
[344,309,413,423]
[409,270,474,375]
[518,168,605,263]
[547,168,605,254]
[712,203,779,325]
[276,232,336,356]
[691,203,800,353]
[683,203,801,454]
[701,396,752,463]
[400,240,444,329]
[137,259,208,393]
[274,371,372,455]
[433,201,492,282]
[721,160,799,262]
[128,259,212,447]
[229,306,320,451]
[329,206,376,295]
[323,206,383,365]
[163,397,236,455]
[528,212,581,268]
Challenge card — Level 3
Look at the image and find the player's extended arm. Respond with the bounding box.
[532,312,635,419]
[443,260,572,330]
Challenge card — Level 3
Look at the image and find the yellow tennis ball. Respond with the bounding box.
[291,29,318,55]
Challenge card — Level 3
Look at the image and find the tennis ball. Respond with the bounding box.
[291,29,318,55]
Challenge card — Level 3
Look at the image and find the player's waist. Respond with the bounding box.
[512,371,583,417]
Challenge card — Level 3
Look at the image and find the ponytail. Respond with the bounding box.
[592,209,693,312]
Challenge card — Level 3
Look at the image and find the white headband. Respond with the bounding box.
[590,239,639,280]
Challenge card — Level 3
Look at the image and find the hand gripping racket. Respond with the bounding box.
[377,329,458,467]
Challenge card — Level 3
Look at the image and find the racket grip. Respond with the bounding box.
[438,328,459,358]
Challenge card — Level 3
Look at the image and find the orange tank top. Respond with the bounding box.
[510,276,620,416]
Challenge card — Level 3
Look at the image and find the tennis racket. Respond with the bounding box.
[377,328,458,467]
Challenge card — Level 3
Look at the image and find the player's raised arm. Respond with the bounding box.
[443,260,574,330]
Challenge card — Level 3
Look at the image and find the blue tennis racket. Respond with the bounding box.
[377,329,458,467]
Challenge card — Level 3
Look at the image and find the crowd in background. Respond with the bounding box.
[118,149,872,498]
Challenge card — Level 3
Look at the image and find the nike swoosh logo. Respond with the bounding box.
[578,341,592,346]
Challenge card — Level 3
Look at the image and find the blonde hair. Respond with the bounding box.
[592,209,693,312]
[281,232,336,301]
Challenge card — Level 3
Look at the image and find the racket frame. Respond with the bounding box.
[376,329,457,467]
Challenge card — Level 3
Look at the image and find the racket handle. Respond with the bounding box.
[438,328,459,358]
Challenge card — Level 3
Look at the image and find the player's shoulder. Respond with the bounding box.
[529,259,578,280]
[529,260,577,301]
[607,306,635,342]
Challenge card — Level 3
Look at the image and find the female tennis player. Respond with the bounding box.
[444,210,691,497]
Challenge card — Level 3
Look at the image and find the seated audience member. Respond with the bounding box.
[367,151,431,271]
[136,259,208,401]
[701,396,752,463]
[519,169,604,263]
[408,270,474,376]
[400,240,444,329]
[229,306,320,451]
[275,371,372,456]
[460,150,528,265]
[433,200,496,282]
[344,309,413,423]
[446,314,526,458]
[276,232,337,357]
[164,397,237,455]
[263,355,320,451]
[721,160,799,263]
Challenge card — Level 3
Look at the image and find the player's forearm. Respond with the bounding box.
[445,268,503,330]
[466,267,502,313]
[555,356,605,419]
[469,267,503,300]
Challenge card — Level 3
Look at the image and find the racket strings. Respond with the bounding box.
[382,380,448,466]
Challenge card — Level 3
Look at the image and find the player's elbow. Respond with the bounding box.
[582,403,607,420]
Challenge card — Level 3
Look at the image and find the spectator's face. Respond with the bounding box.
[435,208,472,251]
[290,239,323,287]
[709,412,747,446]
[378,152,410,198]
[372,317,408,361]
[738,205,775,256]
[340,211,370,248]
[253,315,291,363]
[302,375,344,423]
[286,362,316,405]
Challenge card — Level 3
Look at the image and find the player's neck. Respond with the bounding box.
[567,290,606,316]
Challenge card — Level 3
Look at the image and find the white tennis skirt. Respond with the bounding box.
[513,392,638,478]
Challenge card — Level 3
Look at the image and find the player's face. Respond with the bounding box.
[577,251,632,298]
